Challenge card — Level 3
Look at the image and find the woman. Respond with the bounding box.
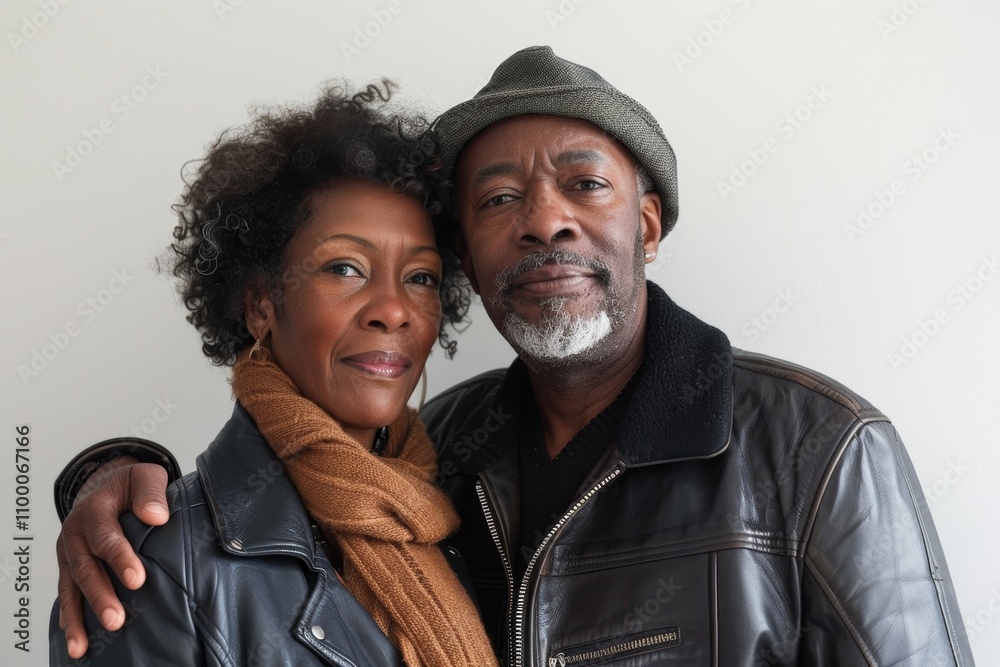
[48,81,497,666]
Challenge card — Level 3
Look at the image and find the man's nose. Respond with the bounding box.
[516,186,580,246]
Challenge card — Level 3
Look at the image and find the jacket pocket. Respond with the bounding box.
[548,627,682,666]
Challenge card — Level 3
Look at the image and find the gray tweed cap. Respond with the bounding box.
[434,45,678,238]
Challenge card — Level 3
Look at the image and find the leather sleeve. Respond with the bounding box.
[800,420,975,666]
[53,437,182,522]
[49,493,210,665]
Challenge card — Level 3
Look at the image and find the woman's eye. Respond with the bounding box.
[327,263,362,277]
[409,272,440,288]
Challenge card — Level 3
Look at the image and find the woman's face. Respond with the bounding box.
[246,179,442,445]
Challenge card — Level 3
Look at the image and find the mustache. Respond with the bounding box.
[493,249,612,296]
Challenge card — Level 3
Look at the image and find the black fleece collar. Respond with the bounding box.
[449,281,733,471]
[616,281,733,466]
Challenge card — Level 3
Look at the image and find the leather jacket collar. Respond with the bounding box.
[196,403,319,561]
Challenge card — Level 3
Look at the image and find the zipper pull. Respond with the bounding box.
[549,653,567,667]
[370,425,389,456]
[311,523,326,548]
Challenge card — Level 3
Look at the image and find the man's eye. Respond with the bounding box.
[484,193,516,208]
[576,179,603,190]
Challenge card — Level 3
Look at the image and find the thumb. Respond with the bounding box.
[128,463,170,525]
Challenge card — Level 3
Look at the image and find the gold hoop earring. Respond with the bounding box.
[250,332,268,361]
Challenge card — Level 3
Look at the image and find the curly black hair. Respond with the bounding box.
[163,80,471,366]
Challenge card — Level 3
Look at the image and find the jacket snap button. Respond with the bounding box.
[310,624,325,640]
[228,539,243,551]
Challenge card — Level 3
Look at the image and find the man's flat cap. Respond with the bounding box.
[434,45,678,238]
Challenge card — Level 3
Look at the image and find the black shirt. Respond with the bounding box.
[515,379,634,582]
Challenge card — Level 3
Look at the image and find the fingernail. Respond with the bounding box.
[144,502,168,515]
[68,638,82,657]
[101,608,120,629]
[123,567,138,587]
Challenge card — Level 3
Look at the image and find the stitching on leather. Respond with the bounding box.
[196,458,231,547]
[732,352,885,421]
[799,420,865,556]
[178,479,195,611]
[131,480,194,594]
[787,418,845,540]
[731,354,890,545]
[180,479,237,665]
[299,575,361,666]
[192,607,236,665]
[710,552,719,667]
[553,535,800,575]
[888,426,966,667]
[804,556,878,666]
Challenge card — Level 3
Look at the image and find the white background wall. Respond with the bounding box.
[2,1,997,664]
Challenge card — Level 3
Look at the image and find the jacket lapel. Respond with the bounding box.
[197,404,401,666]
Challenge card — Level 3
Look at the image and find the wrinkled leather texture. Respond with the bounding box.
[422,281,975,667]
[49,403,403,666]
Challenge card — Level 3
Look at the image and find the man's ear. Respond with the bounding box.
[243,280,276,340]
[453,228,481,295]
[639,191,663,263]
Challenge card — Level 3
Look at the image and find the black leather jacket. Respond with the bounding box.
[421,282,975,667]
[49,404,404,666]
[51,282,975,666]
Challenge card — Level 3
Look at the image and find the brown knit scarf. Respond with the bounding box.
[231,348,498,667]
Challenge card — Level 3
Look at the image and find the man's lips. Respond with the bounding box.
[341,351,411,378]
[510,264,597,296]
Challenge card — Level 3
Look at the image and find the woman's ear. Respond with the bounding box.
[243,281,276,341]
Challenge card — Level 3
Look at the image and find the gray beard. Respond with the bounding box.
[502,303,613,361]
[493,235,644,367]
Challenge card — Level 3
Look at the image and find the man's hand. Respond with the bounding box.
[56,456,170,659]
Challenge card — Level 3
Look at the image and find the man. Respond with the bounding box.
[53,46,973,665]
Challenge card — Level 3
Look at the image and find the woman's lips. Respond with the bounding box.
[341,351,412,378]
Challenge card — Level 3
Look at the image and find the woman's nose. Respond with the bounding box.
[360,282,410,333]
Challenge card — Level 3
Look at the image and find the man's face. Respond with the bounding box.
[454,114,661,369]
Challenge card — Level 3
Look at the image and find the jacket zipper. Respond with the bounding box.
[476,478,516,667]
[515,465,625,667]
[548,629,680,666]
